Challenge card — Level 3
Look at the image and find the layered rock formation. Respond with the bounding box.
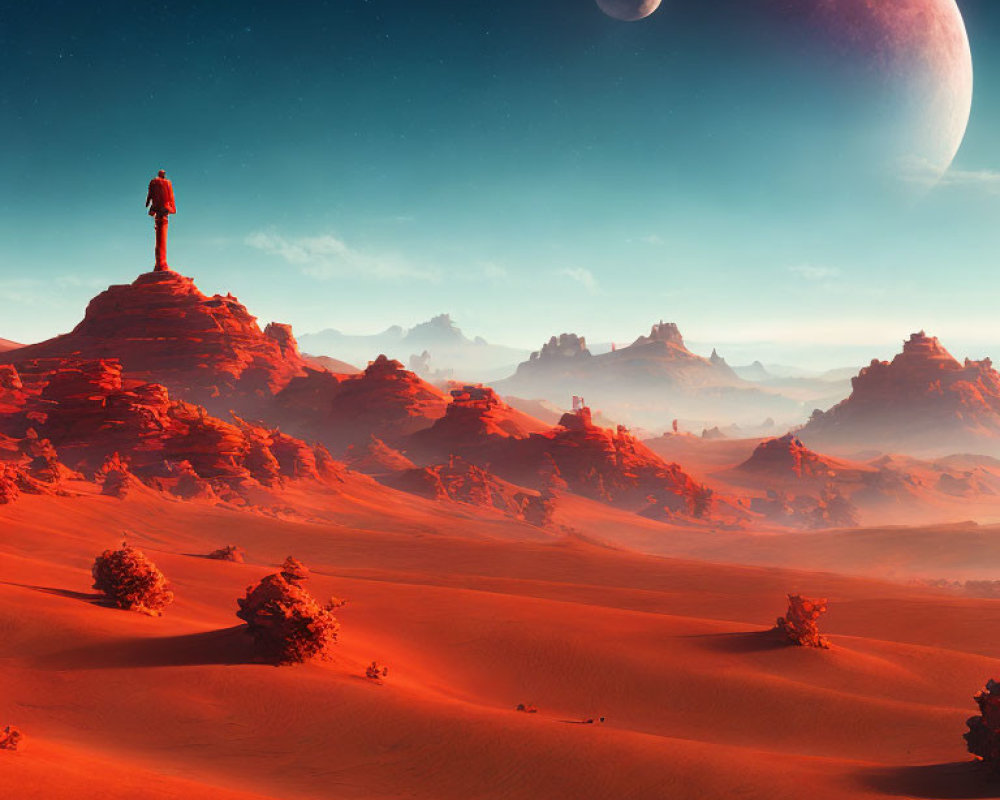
[387,457,531,518]
[0,270,308,418]
[0,269,460,461]
[528,333,592,365]
[407,384,550,462]
[0,349,340,506]
[800,331,1000,455]
[274,355,450,452]
[736,433,841,480]
[406,401,720,520]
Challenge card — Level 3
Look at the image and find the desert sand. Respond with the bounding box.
[3,478,1000,799]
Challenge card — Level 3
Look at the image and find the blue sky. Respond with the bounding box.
[1,0,999,368]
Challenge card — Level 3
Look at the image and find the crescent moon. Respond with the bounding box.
[595,0,662,22]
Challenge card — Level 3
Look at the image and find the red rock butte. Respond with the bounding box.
[737,433,840,480]
[800,331,1000,455]
[0,269,308,416]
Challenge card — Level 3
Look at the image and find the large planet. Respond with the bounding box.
[664,0,974,190]
[595,0,662,22]
[788,0,973,177]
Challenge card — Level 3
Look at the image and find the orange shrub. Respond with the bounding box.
[92,543,173,615]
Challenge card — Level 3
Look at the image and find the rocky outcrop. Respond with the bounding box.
[533,408,715,514]
[737,433,839,479]
[406,403,721,521]
[532,333,592,363]
[749,487,859,529]
[0,349,342,505]
[775,595,830,648]
[274,355,450,452]
[407,384,550,462]
[0,270,308,418]
[345,435,416,475]
[386,456,551,524]
[0,465,22,505]
[800,331,1000,455]
[300,353,361,375]
[95,453,137,498]
[388,457,526,515]
[0,365,26,419]
[631,322,687,349]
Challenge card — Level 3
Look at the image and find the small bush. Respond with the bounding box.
[775,594,830,648]
[279,556,310,583]
[0,725,23,751]
[92,542,173,615]
[236,564,339,665]
[205,545,245,563]
[365,661,388,682]
[966,679,1000,770]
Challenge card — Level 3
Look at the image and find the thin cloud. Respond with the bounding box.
[902,157,1000,194]
[936,168,1000,193]
[559,267,600,294]
[788,264,841,281]
[245,230,439,282]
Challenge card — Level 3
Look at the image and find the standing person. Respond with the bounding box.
[145,170,176,271]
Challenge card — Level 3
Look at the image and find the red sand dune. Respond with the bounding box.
[3,487,1000,798]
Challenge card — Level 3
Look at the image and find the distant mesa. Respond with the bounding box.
[406,313,466,348]
[799,331,1000,456]
[0,338,22,353]
[528,333,592,364]
[494,320,797,430]
[631,321,687,349]
[298,313,528,383]
[734,361,772,382]
[510,322,734,385]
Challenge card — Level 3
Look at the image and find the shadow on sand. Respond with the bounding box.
[859,761,1000,798]
[681,630,790,654]
[0,582,107,606]
[37,625,259,670]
